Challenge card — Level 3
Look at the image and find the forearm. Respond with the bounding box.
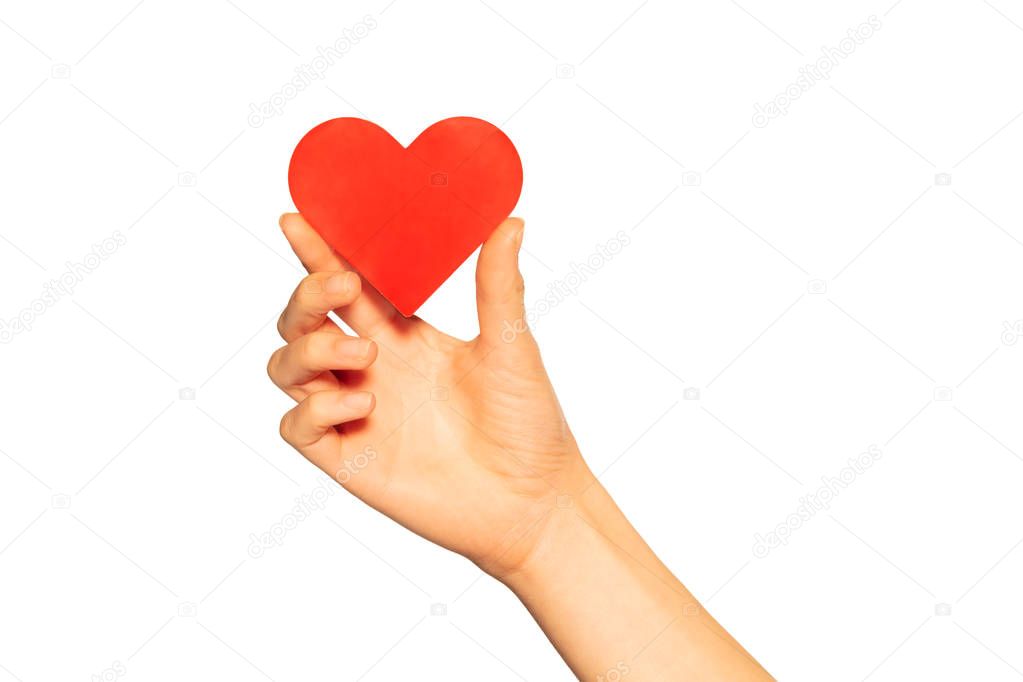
[502,475,772,681]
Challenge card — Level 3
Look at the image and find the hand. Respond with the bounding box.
[268,212,771,680]
[268,213,589,578]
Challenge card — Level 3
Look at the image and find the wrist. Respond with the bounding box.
[494,472,701,681]
[497,473,644,595]
[488,461,773,681]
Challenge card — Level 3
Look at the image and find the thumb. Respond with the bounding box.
[476,217,531,347]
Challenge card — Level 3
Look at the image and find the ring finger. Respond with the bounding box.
[268,330,377,398]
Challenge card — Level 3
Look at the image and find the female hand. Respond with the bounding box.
[268,212,587,578]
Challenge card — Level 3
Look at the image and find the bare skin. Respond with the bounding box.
[269,212,772,680]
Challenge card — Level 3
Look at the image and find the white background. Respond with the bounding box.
[2,1,1022,680]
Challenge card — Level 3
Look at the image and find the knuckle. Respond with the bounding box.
[276,310,288,340]
[296,332,329,368]
[303,391,329,422]
[278,410,295,443]
[266,347,284,385]
[512,273,526,299]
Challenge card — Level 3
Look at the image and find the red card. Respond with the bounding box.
[288,117,523,316]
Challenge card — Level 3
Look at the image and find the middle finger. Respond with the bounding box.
[268,330,377,393]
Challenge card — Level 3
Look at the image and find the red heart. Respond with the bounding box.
[288,117,523,317]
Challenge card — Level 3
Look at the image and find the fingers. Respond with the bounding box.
[279,390,375,471]
[268,331,377,393]
[279,212,344,273]
[278,271,361,343]
[476,217,530,348]
[279,212,403,337]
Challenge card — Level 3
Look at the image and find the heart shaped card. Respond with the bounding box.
[288,117,523,316]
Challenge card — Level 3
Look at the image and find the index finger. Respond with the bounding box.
[277,270,359,343]
[279,212,403,338]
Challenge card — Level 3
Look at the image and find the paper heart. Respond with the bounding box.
[288,117,523,316]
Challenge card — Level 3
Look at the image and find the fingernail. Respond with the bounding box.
[325,271,350,294]
[343,391,373,410]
